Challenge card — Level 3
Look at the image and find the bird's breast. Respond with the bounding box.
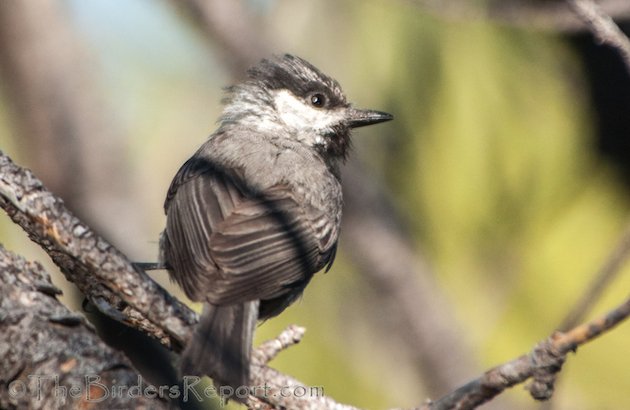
[206,131,344,226]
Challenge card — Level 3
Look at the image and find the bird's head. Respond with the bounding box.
[220,54,392,161]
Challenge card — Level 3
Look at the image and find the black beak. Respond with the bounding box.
[346,108,393,128]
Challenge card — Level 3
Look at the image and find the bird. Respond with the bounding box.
[159,54,392,392]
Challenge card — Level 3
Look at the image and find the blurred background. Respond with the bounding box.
[1,0,630,409]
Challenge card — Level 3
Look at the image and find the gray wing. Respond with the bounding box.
[162,157,338,304]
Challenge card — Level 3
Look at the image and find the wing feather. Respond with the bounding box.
[162,157,337,305]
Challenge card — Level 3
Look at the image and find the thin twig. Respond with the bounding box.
[560,222,630,330]
[253,325,306,366]
[422,293,630,409]
[568,0,630,74]
[408,0,630,32]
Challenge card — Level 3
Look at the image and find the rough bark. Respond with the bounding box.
[0,245,169,409]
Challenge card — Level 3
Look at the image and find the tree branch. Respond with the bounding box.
[409,0,630,32]
[0,151,196,349]
[419,202,630,410]
[560,221,630,330]
[0,245,168,409]
[421,288,630,409]
[2,1,629,407]
[253,325,306,366]
[0,149,361,409]
[567,0,630,74]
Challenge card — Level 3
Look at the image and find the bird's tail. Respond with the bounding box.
[180,301,259,391]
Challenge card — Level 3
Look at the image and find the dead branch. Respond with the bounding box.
[568,0,630,74]
[422,292,630,409]
[0,149,360,409]
[253,325,306,366]
[560,221,630,330]
[1,0,629,407]
[0,151,196,349]
[409,0,630,32]
[0,245,169,409]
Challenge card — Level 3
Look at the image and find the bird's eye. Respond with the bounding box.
[310,93,326,108]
